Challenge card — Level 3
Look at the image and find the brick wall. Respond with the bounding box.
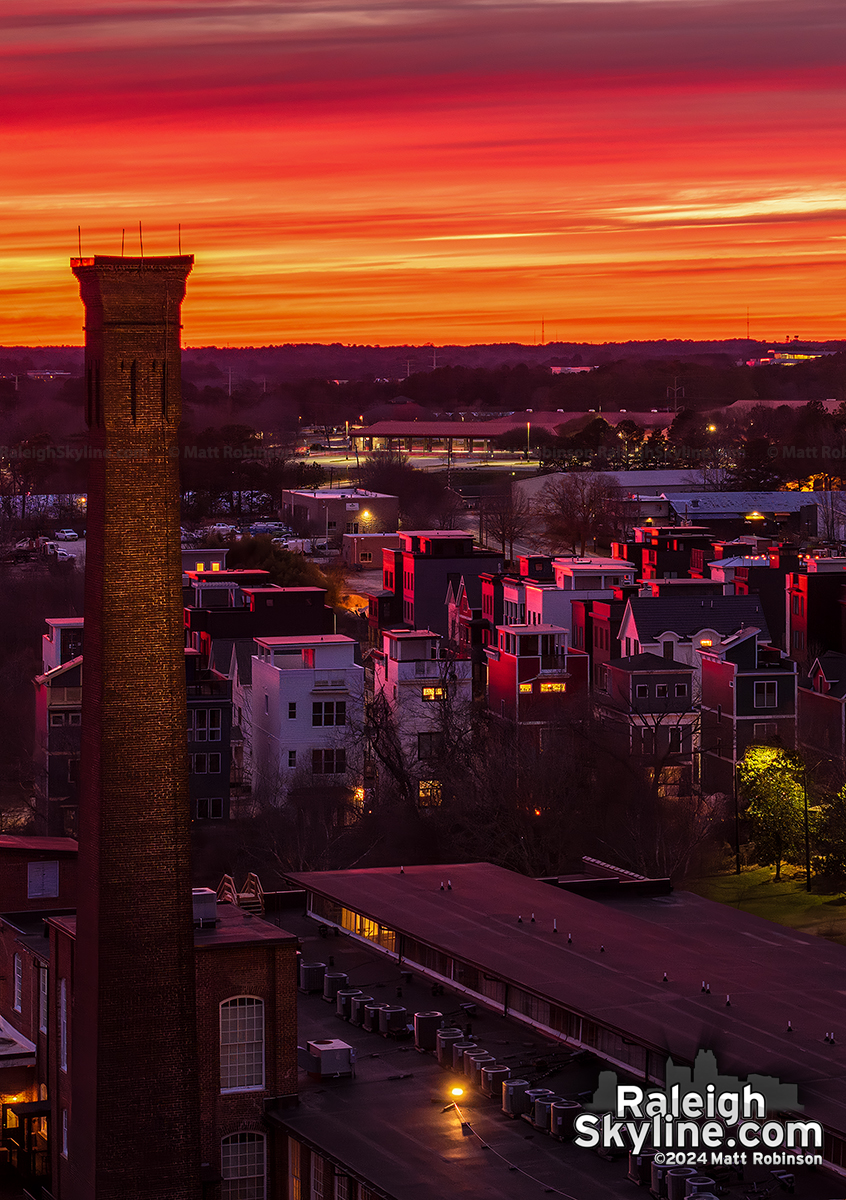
[194,937,298,1193]
[0,847,77,912]
[69,256,201,1200]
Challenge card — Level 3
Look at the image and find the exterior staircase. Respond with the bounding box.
[217,871,265,916]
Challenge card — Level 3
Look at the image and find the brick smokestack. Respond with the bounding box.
[69,256,201,1199]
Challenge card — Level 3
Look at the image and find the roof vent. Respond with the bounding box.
[192,887,218,926]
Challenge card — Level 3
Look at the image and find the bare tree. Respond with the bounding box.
[482,485,535,560]
[534,472,631,555]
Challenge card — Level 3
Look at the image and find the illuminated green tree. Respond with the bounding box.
[737,748,805,881]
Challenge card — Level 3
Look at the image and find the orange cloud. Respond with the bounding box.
[1,0,844,344]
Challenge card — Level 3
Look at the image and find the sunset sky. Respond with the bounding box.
[1,0,844,346]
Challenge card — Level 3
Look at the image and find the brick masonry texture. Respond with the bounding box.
[68,257,202,1200]
[194,942,299,1173]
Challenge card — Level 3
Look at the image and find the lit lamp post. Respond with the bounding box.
[526,420,531,459]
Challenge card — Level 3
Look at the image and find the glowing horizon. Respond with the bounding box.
[1,0,844,347]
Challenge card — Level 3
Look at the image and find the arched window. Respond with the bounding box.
[220,997,264,1092]
[221,1131,266,1200]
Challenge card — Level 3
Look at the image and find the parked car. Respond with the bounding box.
[55,529,78,540]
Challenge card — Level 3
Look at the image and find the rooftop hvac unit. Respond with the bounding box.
[651,1161,673,1198]
[323,971,348,1002]
[451,1041,477,1070]
[363,1002,388,1033]
[464,1049,492,1078]
[502,1078,531,1116]
[192,888,217,926]
[667,1168,698,1200]
[531,1093,560,1132]
[304,1039,354,1078]
[685,1178,716,1198]
[336,988,362,1020]
[469,1054,496,1087]
[349,995,373,1026]
[627,1151,656,1185]
[298,962,326,994]
[435,1027,463,1066]
[414,1011,443,1052]
[378,1004,408,1036]
[480,1064,510,1097]
[550,1098,581,1141]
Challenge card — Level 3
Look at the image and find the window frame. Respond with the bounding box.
[754,680,778,709]
[219,996,265,1094]
[39,964,48,1034]
[13,952,22,1012]
[221,1130,267,1200]
[59,977,68,1072]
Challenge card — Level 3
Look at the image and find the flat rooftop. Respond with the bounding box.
[0,836,77,854]
[44,904,297,951]
[255,634,354,647]
[288,862,846,1136]
[269,903,840,1200]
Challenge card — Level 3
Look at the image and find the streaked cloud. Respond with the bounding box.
[1,0,844,343]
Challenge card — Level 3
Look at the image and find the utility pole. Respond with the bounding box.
[803,765,811,892]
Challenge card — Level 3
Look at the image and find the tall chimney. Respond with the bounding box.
[69,255,201,1199]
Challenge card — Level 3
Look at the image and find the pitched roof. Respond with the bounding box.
[809,651,846,699]
[626,595,770,643]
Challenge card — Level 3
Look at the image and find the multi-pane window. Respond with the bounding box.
[62,1110,68,1158]
[191,753,222,774]
[313,701,346,727]
[189,708,222,742]
[288,1137,302,1200]
[288,702,297,719]
[753,722,778,740]
[418,779,442,806]
[540,682,566,693]
[334,1174,351,1200]
[39,965,48,1034]
[220,997,265,1092]
[669,727,682,754]
[422,686,444,702]
[288,750,297,768]
[417,732,443,759]
[28,861,59,899]
[13,953,22,1012]
[312,749,346,775]
[754,681,778,709]
[197,797,224,819]
[311,1153,327,1199]
[59,978,68,1071]
[221,1131,266,1200]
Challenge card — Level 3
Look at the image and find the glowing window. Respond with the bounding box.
[418,780,443,806]
[519,683,533,694]
[700,638,713,647]
[422,686,445,701]
[212,562,220,572]
[196,562,205,572]
[540,682,566,693]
